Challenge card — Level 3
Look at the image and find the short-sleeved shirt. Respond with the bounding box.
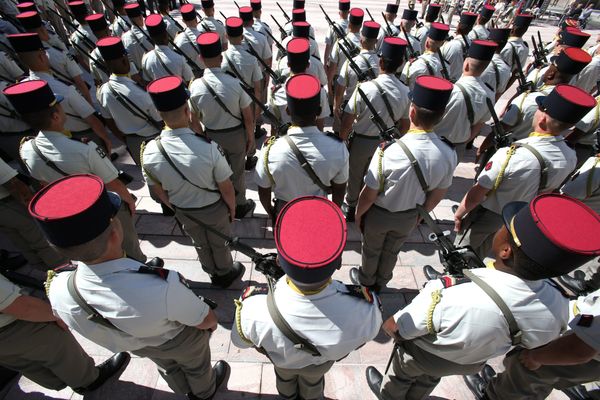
[69,24,97,57]
[570,289,600,359]
[48,258,210,353]
[174,27,203,70]
[481,53,512,94]
[0,51,23,81]
[141,128,232,208]
[573,55,600,94]
[25,71,94,132]
[401,51,442,90]
[344,73,410,136]
[501,85,555,141]
[500,37,529,73]
[45,45,82,83]
[252,19,273,47]
[222,44,263,87]
[274,56,327,86]
[122,25,153,70]
[98,74,162,137]
[468,24,490,41]
[436,75,494,144]
[440,36,471,82]
[0,273,21,328]
[561,155,600,214]
[376,23,401,50]
[254,125,349,201]
[20,130,119,184]
[198,16,227,48]
[163,15,180,40]
[141,45,194,83]
[0,81,30,133]
[0,156,18,200]
[412,23,429,54]
[243,26,272,61]
[478,134,577,214]
[395,267,569,364]
[337,50,380,100]
[364,131,457,212]
[573,96,600,146]
[189,67,252,130]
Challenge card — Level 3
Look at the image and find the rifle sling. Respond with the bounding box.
[372,80,397,123]
[107,82,162,129]
[201,77,243,122]
[283,135,332,193]
[31,140,68,177]
[395,138,429,193]
[515,143,549,191]
[154,49,177,77]
[456,83,475,125]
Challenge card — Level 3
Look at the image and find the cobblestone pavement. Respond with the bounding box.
[1,1,598,398]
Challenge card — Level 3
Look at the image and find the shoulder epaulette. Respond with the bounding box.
[379,140,394,151]
[197,134,212,144]
[523,42,529,48]
[342,284,375,303]
[325,131,343,142]
[19,136,35,148]
[241,285,268,300]
[137,265,170,280]
[439,275,470,288]
[439,136,456,149]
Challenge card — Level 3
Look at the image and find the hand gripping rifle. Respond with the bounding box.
[245,43,285,85]
[240,82,290,136]
[356,86,399,142]
[276,2,291,22]
[475,98,512,179]
[417,204,485,276]
[270,15,288,39]
[320,5,360,58]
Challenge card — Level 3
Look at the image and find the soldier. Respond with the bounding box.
[189,32,256,219]
[573,38,600,93]
[6,79,149,264]
[96,37,162,166]
[468,4,495,40]
[67,1,96,69]
[398,8,421,59]
[400,22,448,90]
[157,0,181,40]
[480,28,513,98]
[16,11,93,105]
[328,7,363,100]
[500,13,533,90]
[350,76,456,292]
[283,4,316,40]
[198,0,227,48]
[250,0,273,48]
[16,8,67,52]
[108,0,130,37]
[367,193,600,399]
[256,73,348,220]
[8,33,112,152]
[281,22,320,61]
[439,12,477,82]
[0,76,32,162]
[275,34,327,87]
[85,13,120,86]
[141,75,245,288]
[0,50,24,82]
[436,40,496,159]
[173,4,203,74]
[121,3,153,74]
[452,85,594,260]
[323,0,351,84]
[413,3,441,54]
[0,156,68,268]
[376,4,401,50]
[566,94,600,166]
[334,21,380,124]
[231,196,382,400]
[36,174,230,400]
[239,7,272,85]
[340,37,411,222]
[141,14,193,84]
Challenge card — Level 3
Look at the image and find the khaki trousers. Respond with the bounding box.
[174,200,233,277]
[486,350,600,400]
[133,326,215,399]
[125,133,158,167]
[274,360,335,400]
[345,135,380,207]
[0,320,98,390]
[360,206,418,287]
[206,127,247,206]
[0,197,68,267]
[116,203,146,263]
[381,341,484,400]
[454,205,503,260]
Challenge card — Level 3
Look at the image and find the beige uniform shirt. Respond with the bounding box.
[573,96,600,147]
[267,81,329,124]
[500,37,529,73]
[344,73,410,136]
[0,274,20,328]
[243,26,272,61]
[468,24,490,41]
[573,55,600,94]
[337,50,380,101]
[329,31,361,75]
[221,44,263,87]
[253,18,273,47]
[141,127,232,208]
[189,67,252,130]
[25,71,94,133]
[481,53,512,94]
[401,51,442,90]
[0,156,18,200]
[440,35,471,82]
[501,85,554,142]
[174,27,203,70]
[45,45,82,84]
[69,24,97,58]
[122,25,153,71]
[324,19,348,46]
[48,258,210,353]
[254,125,349,201]
[478,134,577,214]
[98,74,161,137]
[141,45,194,83]
[281,36,320,61]
[110,15,130,37]
[561,155,600,214]
[198,17,227,48]
[274,56,327,87]
[436,75,494,144]
[364,131,457,212]
[20,130,118,184]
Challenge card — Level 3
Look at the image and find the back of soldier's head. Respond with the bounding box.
[147,75,189,127]
[410,76,453,129]
[286,74,321,124]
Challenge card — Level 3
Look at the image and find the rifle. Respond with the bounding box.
[366,8,375,21]
[271,15,288,39]
[47,7,97,50]
[476,98,512,179]
[240,83,290,136]
[381,12,396,37]
[246,43,284,84]
[165,12,185,32]
[437,49,451,80]
[168,38,203,76]
[531,34,547,68]
[537,31,548,57]
[401,26,418,58]
[417,204,485,276]
[234,0,240,8]
[460,33,470,56]
[512,47,534,94]
[264,27,287,57]
[356,86,399,142]
[219,11,227,20]
[337,37,375,82]
[276,2,291,22]
[319,5,360,58]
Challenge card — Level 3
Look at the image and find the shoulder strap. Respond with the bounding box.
[130,27,150,52]
[154,49,176,76]
[395,138,429,193]
[155,137,220,193]
[30,140,69,177]
[514,143,549,191]
[266,282,322,356]
[493,62,500,91]
[200,77,243,122]
[283,135,332,193]
[372,80,397,123]
[66,270,125,332]
[423,58,434,76]
[107,82,163,130]
[358,54,376,80]
[463,269,522,345]
[224,53,247,86]
[456,83,475,125]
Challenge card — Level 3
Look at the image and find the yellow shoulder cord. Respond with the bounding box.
[586,156,600,199]
[44,270,57,298]
[591,99,600,132]
[490,144,518,193]
[233,299,254,346]
[263,136,277,187]
[377,147,385,193]
[426,289,443,335]
[139,138,161,185]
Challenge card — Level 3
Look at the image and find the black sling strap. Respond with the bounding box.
[358,54,377,80]
[106,83,163,130]
[395,138,429,193]
[372,80,397,123]
[154,49,177,76]
[30,140,69,177]
[514,142,549,191]
[200,77,243,122]
[155,137,220,193]
[423,58,434,76]
[456,83,475,125]
[493,61,501,91]
[283,135,332,193]
[130,28,151,53]
[223,54,247,86]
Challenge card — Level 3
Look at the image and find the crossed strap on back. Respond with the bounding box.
[200,77,243,122]
[455,83,474,125]
[283,135,332,193]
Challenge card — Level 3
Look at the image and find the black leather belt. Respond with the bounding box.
[205,124,243,134]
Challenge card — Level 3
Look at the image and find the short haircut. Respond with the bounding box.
[381,56,402,73]
[159,103,188,126]
[511,26,528,37]
[505,235,549,280]
[362,37,378,50]
[20,105,58,131]
[53,219,115,263]
[545,113,572,133]
[289,60,309,74]
[412,104,444,129]
[467,58,488,75]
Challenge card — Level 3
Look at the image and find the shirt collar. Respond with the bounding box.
[287,125,321,135]
[77,257,140,278]
[30,70,52,80]
[161,127,194,136]
[40,130,70,138]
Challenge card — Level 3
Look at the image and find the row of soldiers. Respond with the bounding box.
[0,0,599,399]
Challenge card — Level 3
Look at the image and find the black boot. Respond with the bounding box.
[187,360,231,400]
[74,352,131,393]
[341,203,355,222]
[423,265,443,281]
[245,155,258,171]
[365,366,383,400]
[210,262,245,288]
[235,199,256,219]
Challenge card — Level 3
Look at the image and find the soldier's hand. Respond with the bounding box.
[246,137,256,154]
[518,349,542,370]
[453,215,462,232]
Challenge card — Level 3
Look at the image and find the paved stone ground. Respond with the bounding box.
[1,1,599,399]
